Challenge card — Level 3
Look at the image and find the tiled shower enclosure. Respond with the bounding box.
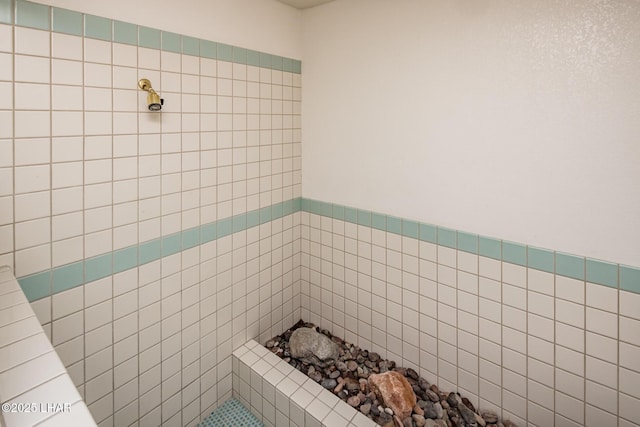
[1,1,639,427]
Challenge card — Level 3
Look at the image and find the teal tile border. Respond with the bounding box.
[9,3,301,73]
[16,196,640,302]
[113,20,137,46]
[139,26,160,49]
[586,258,618,288]
[503,241,526,267]
[527,246,554,273]
[620,265,640,293]
[18,198,303,302]
[162,31,181,53]
[556,252,585,281]
[0,0,12,24]
[298,197,639,295]
[52,261,83,293]
[18,271,50,302]
[84,14,111,41]
[16,0,49,30]
[52,7,82,36]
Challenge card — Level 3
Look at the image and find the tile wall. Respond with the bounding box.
[298,199,640,427]
[0,1,302,426]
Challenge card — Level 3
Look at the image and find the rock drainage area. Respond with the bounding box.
[265,321,517,427]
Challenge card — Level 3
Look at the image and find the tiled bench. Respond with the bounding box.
[0,266,96,427]
[232,340,377,427]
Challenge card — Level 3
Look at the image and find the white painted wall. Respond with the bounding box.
[301,0,640,266]
[32,0,302,58]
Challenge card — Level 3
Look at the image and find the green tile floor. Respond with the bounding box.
[198,399,264,427]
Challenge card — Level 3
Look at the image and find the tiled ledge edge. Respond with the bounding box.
[0,266,97,427]
[232,340,376,427]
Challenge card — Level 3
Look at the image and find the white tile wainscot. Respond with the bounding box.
[0,266,96,427]
[232,340,376,427]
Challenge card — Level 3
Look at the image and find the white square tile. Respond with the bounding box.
[14,190,49,221]
[51,59,82,86]
[113,43,137,67]
[51,111,83,137]
[84,38,111,64]
[620,290,640,320]
[620,315,640,346]
[0,82,12,110]
[52,310,84,346]
[555,298,584,328]
[51,235,83,267]
[585,307,617,337]
[14,27,49,57]
[0,195,13,225]
[0,25,11,52]
[14,217,50,250]
[85,63,112,88]
[586,331,617,361]
[14,111,50,138]
[15,55,50,83]
[556,276,585,304]
[585,283,617,313]
[15,83,50,110]
[52,161,83,189]
[51,32,83,60]
[14,243,51,276]
[15,138,50,165]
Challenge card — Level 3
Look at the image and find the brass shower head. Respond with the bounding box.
[138,78,163,111]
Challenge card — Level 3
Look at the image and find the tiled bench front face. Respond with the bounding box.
[232,340,376,427]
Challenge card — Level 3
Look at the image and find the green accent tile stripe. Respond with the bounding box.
[52,261,83,293]
[586,258,618,288]
[233,47,247,64]
[218,43,233,62]
[85,14,111,41]
[437,227,457,249]
[18,271,50,302]
[139,239,161,264]
[283,58,293,73]
[16,0,49,30]
[260,52,271,68]
[457,232,478,254]
[162,233,181,256]
[200,40,217,59]
[357,209,371,227]
[139,26,160,49]
[12,3,302,74]
[14,197,640,302]
[85,253,113,283]
[217,218,233,238]
[52,7,82,36]
[556,252,585,281]
[182,36,199,56]
[386,216,402,234]
[182,227,200,249]
[479,236,501,260]
[419,224,437,244]
[0,0,12,24]
[233,213,247,233]
[162,31,181,53]
[503,241,526,266]
[527,246,554,273]
[247,50,260,67]
[114,247,137,273]
[201,223,216,243]
[113,20,137,45]
[620,265,640,293]
[371,213,385,231]
[345,207,357,224]
[272,55,283,71]
[402,220,420,239]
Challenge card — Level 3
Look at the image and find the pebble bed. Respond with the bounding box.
[266,320,518,427]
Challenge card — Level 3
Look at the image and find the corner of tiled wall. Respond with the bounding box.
[0,0,302,425]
